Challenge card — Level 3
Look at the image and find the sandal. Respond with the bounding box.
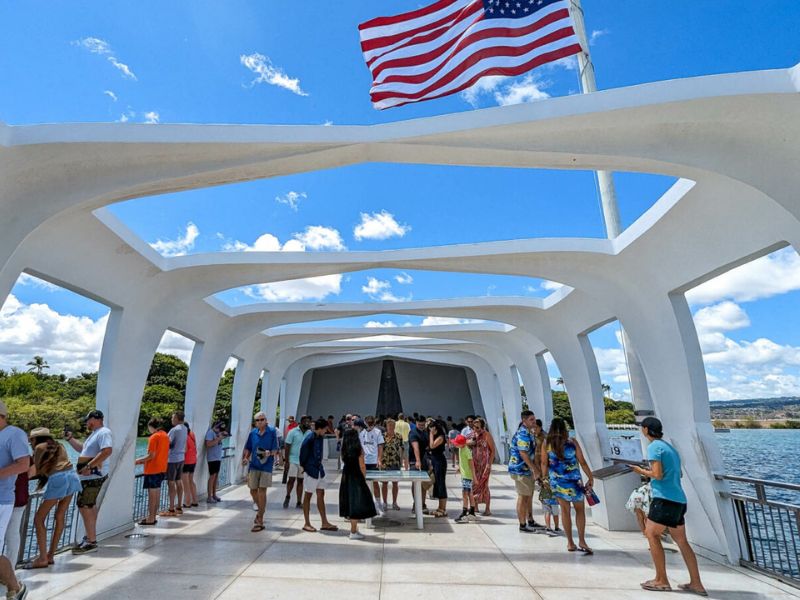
[302,525,317,532]
[22,561,49,570]
[433,510,448,518]
[251,524,265,532]
[158,510,177,517]
[579,546,594,555]
[677,584,708,597]
[320,524,339,531]
[138,518,157,526]
[640,580,672,592]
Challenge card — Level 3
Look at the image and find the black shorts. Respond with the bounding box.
[648,497,687,528]
[166,462,184,481]
[77,476,107,508]
[182,463,196,474]
[366,463,378,471]
[207,460,221,475]
[143,473,165,489]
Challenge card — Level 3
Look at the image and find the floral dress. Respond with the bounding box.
[382,433,403,470]
[547,440,584,502]
[472,431,493,504]
[625,481,652,513]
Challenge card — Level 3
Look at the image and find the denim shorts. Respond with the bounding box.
[44,470,83,501]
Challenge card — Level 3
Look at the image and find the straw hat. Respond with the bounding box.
[29,427,54,439]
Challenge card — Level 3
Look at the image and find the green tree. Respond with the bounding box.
[26,355,49,376]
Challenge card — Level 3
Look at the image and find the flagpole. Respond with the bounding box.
[568,0,655,420]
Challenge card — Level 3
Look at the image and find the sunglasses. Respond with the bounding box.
[255,418,266,422]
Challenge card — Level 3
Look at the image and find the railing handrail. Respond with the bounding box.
[714,473,800,493]
[722,491,800,513]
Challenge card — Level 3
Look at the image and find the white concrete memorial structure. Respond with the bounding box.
[2,61,800,566]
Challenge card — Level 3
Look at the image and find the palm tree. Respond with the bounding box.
[26,356,49,376]
[601,383,612,396]
[555,376,565,390]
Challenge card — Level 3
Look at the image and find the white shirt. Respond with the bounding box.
[81,426,113,479]
[359,427,384,464]
[461,426,474,437]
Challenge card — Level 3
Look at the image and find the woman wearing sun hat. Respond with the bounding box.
[24,427,82,569]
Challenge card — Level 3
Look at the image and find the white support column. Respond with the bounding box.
[618,293,739,561]
[230,362,262,483]
[535,353,555,425]
[184,341,234,497]
[94,306,167,537]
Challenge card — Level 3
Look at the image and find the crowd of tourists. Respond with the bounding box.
[0,399,708,598]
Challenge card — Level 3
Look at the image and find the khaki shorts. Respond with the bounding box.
[512,474,535,497]
[248,470,274,490]
[286,463,303,478]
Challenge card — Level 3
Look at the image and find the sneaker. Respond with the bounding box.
[519,524,534,533]
[454,512,469,524]
[8,582,27,600]
[381,502,388,512]
[374,501,383,515]
[554,527,562,532]
[72,540,98,554]
[213,496,223,502]
[527,519,546,530]
[544,528,560,537]
[349,531,365,540]
[74,535,88,549]
[283,496,290,509]
[391,502,400,511]
[468,509,478,522]
[252,502,258,511]
[206,497,217,504]
[295,500,302,509]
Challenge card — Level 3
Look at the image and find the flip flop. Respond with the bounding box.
[22,561,49,570]
[138,519,157,526]
[567,546,578,552]
[678,584,708,596]
[251,524,265,532]
[579,546,594,555]
[320,524,339,531]
[640,581,672,592]
[302,525,317,532]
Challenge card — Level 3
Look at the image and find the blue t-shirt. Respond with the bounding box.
[507,425,534,476]
[245,427,279,472]
[285,427,312,465]
[647,439,686,504]
[205,428,223,462]
[0,426,30,504]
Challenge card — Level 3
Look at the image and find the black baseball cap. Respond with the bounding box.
[81,409,104,422]
[639,416,663,437]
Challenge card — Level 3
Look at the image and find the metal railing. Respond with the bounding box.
[131,473,171,522]
[16,486,79,566]
[217,448,238,489]
[715,474,800,587]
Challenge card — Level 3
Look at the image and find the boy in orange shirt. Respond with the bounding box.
[135,418,169,525]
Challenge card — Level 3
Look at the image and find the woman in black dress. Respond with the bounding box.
[339,428,378,539]
[428,418,449,517]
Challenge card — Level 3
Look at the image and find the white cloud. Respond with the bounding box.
[103,90,117,102]
[687,247,800,304]
[143,111,160,124]
[589,29,610,45]
[275,191,307,211]
[493,74,550,106]
[240,52,308,96]
[0,294,109,376]
[220,227,345,302]
[156,330,195,364]
[223,226,345,253]
[460,75,507,106]
[293,226,345,251]
[73,37,137,80]
[364,321,399,328]
[361,277,410,303]
[149,222,199,257]
[16,273,60,291]
[395,273,413,285]
[246,275,343,303]
[693,301,751,334]
[420,316,483,326]
[353,211,410,241]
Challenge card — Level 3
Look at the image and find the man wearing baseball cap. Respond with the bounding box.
[0,401,30,598]
[65,409,113,554]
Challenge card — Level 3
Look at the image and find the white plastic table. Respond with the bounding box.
[364,470,430,529]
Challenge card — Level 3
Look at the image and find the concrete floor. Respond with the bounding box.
[18,466,800,599]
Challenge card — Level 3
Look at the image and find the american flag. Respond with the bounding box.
[359,0,583,110]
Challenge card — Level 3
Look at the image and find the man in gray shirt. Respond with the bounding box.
[161,411,187,517]
[0,401,29,599]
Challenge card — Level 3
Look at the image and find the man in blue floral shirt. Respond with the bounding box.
[508,410,542,532]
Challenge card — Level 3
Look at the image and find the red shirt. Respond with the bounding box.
[184,431,197,465]
[285,421,299,436]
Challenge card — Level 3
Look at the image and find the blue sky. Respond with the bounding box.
[1,1,800,401]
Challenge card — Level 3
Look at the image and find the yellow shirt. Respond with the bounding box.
[395,419,410,442]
